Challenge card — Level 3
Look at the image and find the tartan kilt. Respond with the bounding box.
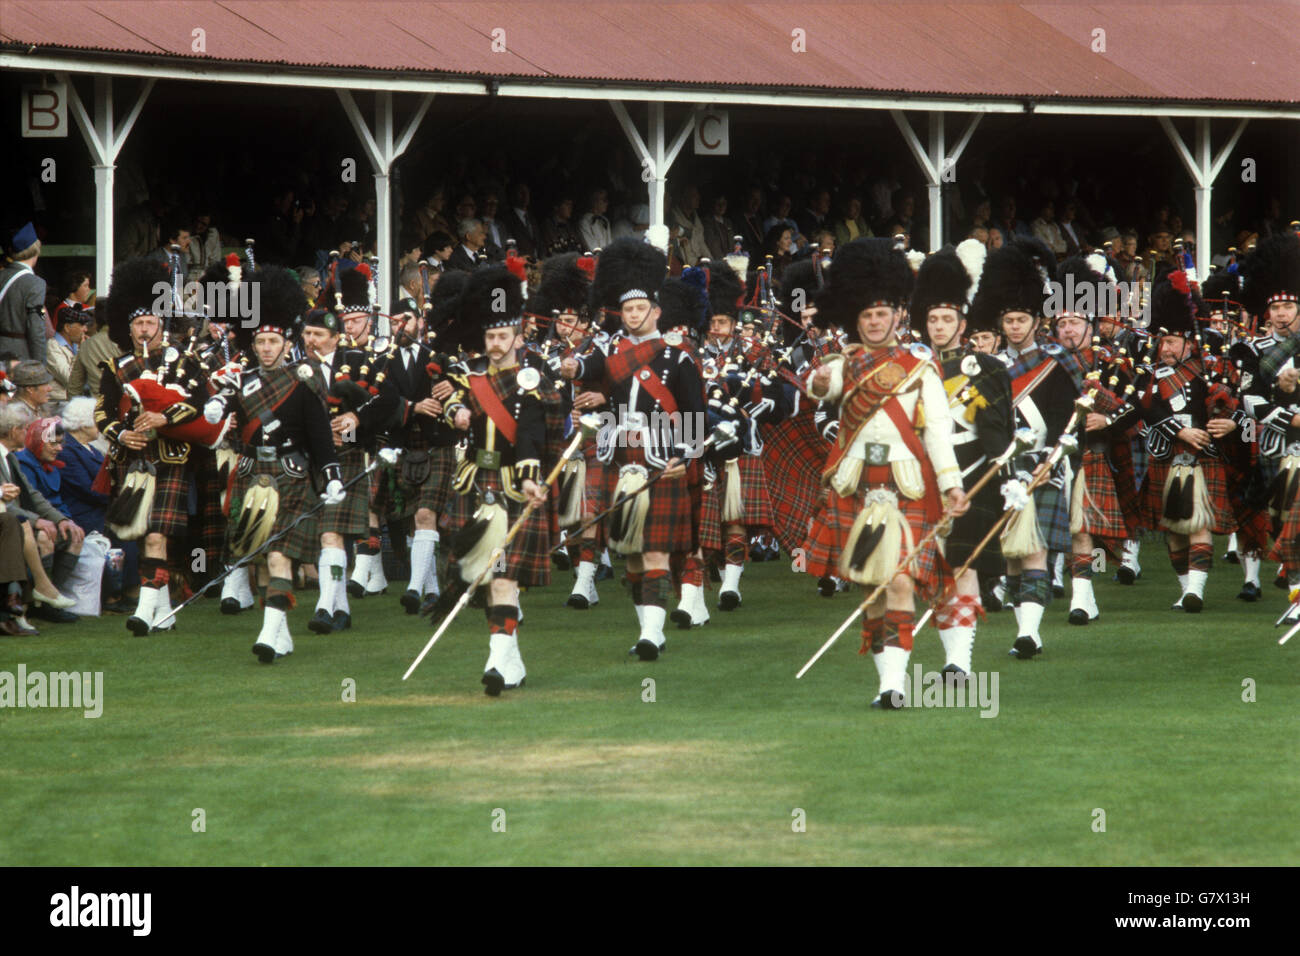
[146,461,190,537]
[939,479,1003,579]
[1143,457,1234,535]
[229,456,318,564]
[444,471,551,588]
[374,443,457,519]
[700,454,776,551]
[1072,449,1129,541]
[762,410,826,554]
[600,458,697,555]
[802,467,948,604]
[314,445,370,537]
[1034,481,1071,555]
[194,449,227,561]
[1268,502,1300,569]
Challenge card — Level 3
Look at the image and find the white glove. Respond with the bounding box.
[211,361,242,395]
[321,479,345,505]
[1001,478,1030,512]
[377,447,401,468]
[203,397,225,424]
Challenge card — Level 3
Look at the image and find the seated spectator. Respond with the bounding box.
[796,189,832,243]
[763,224,795,283]
[969,226,990,246]
[578,188,613,253]
[763,194,804,252]
[10,361,55,417]
[612,204,650,242]
[735,186,767,256]
[186,208,224,283]
[987,226,1005,250]
[47,301,91,403]
[669,184,710,266]
[809,228,836,256]
[446,220,487,272]
[701,188,735,261]
[57,397,108,535]
[1031,199,1067,258]
[298,267,323,308]
[425,231,455,271]
[541,195,583,257]
[1058,200,1085,257]
[67,325,122,400]
[833,195,872,247]
[993,195,1030,242]
[478,190,507,260]
[150,212,192,266]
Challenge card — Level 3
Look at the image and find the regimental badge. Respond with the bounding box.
[1169,392,1187,412]
[664,331,683,347]
[639,369,651,381]
[874,361,905,390]
[164,347,179,363]
[1043,342,1064,355]
[909,343,933,360]
[864,441,889,466]
[517,367,541,391]
[242,377,263,395]
[296,364,314,381]
[961,354,981,377]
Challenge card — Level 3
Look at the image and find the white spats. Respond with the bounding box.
[484,631,526,688]
[151,587,174,630]
[1172,572,1189,608]
[1018,601,1045,647]
[719,563,743,608]
[408,530,438,597]
[1243,554,1261,587]
[349,551,371,590]
[674,582,708,626]
[318,547,348,614]
[1186,568,1208,598]
[568,561,600,608]
[639,605,667,649]
[938,626,975,673]
[1122,538,1141,575]
[1051,551,1065,589]
[873,645,910,703]
[366,550,388,593]
[1070,577,1099,618]
[129,586,160,630]
[253,606,288,663]
[221,566,255,608]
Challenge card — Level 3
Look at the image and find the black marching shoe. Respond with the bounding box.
[1068,608,1091,626]
[1010,636,1040,659]
[1181,592,1203,613]
[817,576,837,598]
[596,562,613,582]
[669,608,693,629]
[630,639,661,662]
[308,609,336,634]
[940,664,970,688]
[718,590,741,611]
[220,598,244,615]
[332,610,352,631]
[126,615,152,636]
[482,669,505,697]
[400,589,422,615]
[1223,549,1240,564]
[552,549,572,572]
[871,689,906,710]
[1275,574,1289,591]
[346,580,366,598]
[565,592,591,610]
[1115,565,1136,585]
[1237,582,1261,602]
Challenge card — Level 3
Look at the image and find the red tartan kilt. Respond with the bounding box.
[1073,450,1129,540]
[700,455,775,550]
[601,460,696,555]
[445,471,552,588]
[762,411,826,554]
[147,462,190,537]
[802,470,948,604]
[1267,507,1300,569]
[1143,457,1234,534]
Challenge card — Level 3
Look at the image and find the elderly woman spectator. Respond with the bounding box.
[57,398,108,534]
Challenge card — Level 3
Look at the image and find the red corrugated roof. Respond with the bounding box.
[2,2,1298,104]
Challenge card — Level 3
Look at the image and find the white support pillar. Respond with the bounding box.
[337,89,434,313]
[62,73,154,294]
[610,101,694,249]
[1159,116,1248,280]
[891,110,981,253]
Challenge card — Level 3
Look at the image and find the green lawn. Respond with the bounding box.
[1,545,1296,866]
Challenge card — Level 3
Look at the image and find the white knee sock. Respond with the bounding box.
[938,625,975,672]
[1018,601,1045,645]
[408,530,437,595]
[318,547,348,614]
[1243,555,1261,587]
[873,646,910,700]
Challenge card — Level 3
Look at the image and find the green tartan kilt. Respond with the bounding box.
[228,455,317,564]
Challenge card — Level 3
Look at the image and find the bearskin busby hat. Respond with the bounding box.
[1241,232,1300,318]
[231,266,308,353]
[1200,270,1242,311]
[1053,253,1112,323]
[528,253,595,324]
[910,247,973,321]
[589,237,667,330]
[105,256,171,351]
[775,259,818,345]
[1148,270,1200,337]
[658,270,709,341]
[461,265,524,350]
[337,262,373,315]
[704,259,745,320]
[812,238,913,340]
[967,236,1056,334]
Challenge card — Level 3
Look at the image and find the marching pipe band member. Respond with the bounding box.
[693,262,789,615]
[95,257,225,636]
[976,238,1084,660]
[804,238,968,709]
[201,267,344,663]
[910,241,1013,678]
[298,276,398,634]
[559,238,708,662]
[1237,233,1300,617]
[526,252,610,610]
[1052,254,1137,626]
[1120,270,1246,614]
[432,266,565,695]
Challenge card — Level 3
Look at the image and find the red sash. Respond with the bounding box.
[882,397,943,524]
[467,373,518,444]
[1011,357,1056,398]
[606,340,679,417]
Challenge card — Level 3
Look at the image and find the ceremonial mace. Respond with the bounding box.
[795,429,1035,680]
[402,414,603,680]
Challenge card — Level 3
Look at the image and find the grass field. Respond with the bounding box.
[2,543,1297,866]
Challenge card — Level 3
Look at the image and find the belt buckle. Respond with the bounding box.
[863,442,889,466]
[475,448,502,470]
[256,446,277,462]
